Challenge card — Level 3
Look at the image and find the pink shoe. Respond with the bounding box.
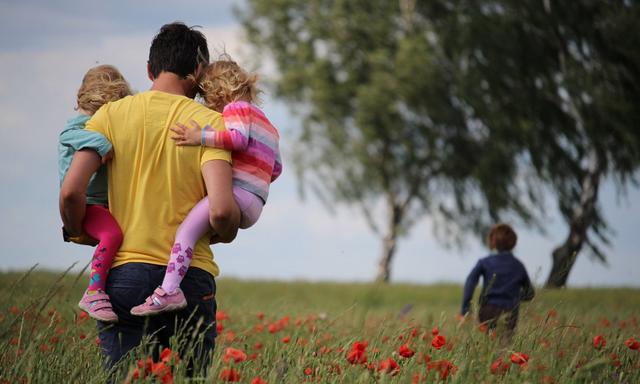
[130,287,187,316]
[78,290,118,323]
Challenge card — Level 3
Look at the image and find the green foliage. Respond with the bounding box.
[1,270,640,382]
[237,0,640,281]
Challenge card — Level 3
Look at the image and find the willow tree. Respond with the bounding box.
[428,0,640,287]
[237,0,539,282]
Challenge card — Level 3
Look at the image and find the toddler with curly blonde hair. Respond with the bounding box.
[59,65,132,322]
[131,56,282,316]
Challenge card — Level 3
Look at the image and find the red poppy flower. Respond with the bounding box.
[609,353,621,367]
[254,342,263,350]
[160,347,180,364]
[625,337,640,350]
[346,341,368,364]
[541,375,556,383]
[399,344,415,358]
[220,368,241,382]
[216,311,229,321]
[223,347,247,363]
[377,358,400,375]
[281,336,291,343]
[256,312,265,321]
[78,311,90,322]
[431,335,446,349]
[490,357,510,375]
[151,361,173,384]
[427,359,457,380]
[431,327,439,336]
[510,352,529,366]
[592,335,606,349]
[303,367,313,376]
[216,322,224,333]
[250,377,266,384]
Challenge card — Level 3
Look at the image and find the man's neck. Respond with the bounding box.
[150,72,193,97]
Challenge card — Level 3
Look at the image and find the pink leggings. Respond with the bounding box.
[161,187,262,293]
[83,205,123,293]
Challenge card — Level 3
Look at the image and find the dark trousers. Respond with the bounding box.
[478,303,518,335]
[97,263,217,375]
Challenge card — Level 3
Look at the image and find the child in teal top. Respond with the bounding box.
[58,65,132,323]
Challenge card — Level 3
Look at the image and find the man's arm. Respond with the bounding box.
[201,160,240,243]
[59,150,101,236]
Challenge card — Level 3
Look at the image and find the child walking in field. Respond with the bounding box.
[130,57,282,316]
[460,224,535,336]
[58,65,132,322]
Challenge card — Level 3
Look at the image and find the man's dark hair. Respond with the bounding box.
[148,22,209,79]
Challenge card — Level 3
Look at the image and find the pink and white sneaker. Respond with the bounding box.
[78,290,118,323]
[130,287,187,316]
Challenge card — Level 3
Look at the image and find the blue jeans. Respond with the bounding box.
[97,263,217,375]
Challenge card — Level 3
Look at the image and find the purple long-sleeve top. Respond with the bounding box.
[461,251,535,315]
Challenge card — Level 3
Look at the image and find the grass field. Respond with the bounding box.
[1,267,639,383]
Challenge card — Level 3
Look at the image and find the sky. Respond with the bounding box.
[0,0,638,287]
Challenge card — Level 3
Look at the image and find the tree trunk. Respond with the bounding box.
[375,200,403,283]
[545,156,601,288]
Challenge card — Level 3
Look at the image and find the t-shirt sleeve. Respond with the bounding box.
[200,113,232,166]
[84,106,110,139]
[59,129,112,157]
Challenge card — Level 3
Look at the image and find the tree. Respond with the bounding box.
[427,0,640,287]
[237,0,640,285]
[237,0,539,282]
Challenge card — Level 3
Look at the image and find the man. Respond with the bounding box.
[59,22,240,373]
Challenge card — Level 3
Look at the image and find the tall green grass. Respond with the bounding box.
[1,268,638,383]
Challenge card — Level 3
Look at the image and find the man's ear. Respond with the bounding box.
[147,63,154,81]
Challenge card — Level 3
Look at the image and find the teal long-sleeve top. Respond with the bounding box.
[58,115,113,206]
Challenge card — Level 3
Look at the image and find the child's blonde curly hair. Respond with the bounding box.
[198,55,260,112]
[77,65,132,115]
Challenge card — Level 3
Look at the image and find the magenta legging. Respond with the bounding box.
[83,205,123,293]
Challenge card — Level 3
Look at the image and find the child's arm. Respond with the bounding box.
[171,103,252,151]
[60,129,112,160]
[461,261,483,315]
[520,272,535,301]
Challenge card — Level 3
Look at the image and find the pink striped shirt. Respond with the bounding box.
[202,101,282,203]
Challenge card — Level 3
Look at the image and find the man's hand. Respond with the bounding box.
[101,149,114,164]
[63,227,99,246]
[60,150,101,236]
[209,234,221,245]
[170,120,203,146]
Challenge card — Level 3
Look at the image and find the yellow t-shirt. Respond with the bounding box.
[85,90,230,276]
